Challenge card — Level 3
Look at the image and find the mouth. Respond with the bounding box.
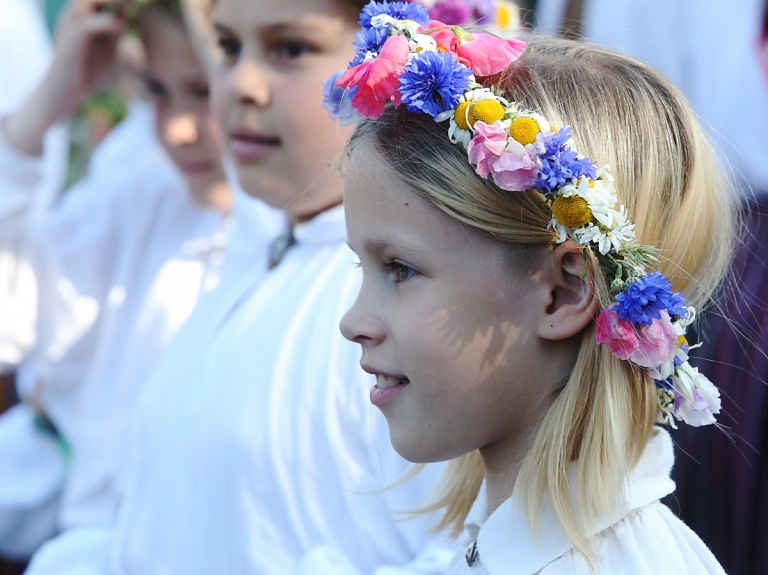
[362,364,411,408]
[228,127,281,162]
[178,160,215,176]
[375,375,410,389]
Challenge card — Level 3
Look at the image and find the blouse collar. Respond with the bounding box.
[467,428,676,575]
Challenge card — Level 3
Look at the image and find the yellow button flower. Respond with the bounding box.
[509,117,540,145]
[551,195,593,228]
[454,101,474,130]
[471,99,505,126]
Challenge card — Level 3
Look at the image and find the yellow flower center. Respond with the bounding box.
[551,195,593,228]
[509,117,540,145]
[471,99,505,126]
[496,4,511,28]
[454,101,473,130]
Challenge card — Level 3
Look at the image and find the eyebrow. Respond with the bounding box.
[362,237,422,260]
[213,21,325,37]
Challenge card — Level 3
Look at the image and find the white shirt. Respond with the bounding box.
[26,204,454,575]
[535,0,768,194]
[448,429,725,575]
[0,0,67,369]
[0,103,273,552]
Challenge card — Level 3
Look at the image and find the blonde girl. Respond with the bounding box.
[337,11,734,574]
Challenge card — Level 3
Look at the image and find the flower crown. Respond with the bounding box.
[324,0,722,428]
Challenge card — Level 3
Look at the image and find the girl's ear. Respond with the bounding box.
[536,242,600,341]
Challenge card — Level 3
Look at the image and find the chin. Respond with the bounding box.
[389,427,458,464]
[233,170,292,208]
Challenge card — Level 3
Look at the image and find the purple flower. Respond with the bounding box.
[322,71,363,126]
[398,50,472,118]
[614,272,688,325]
[533,126,597,192]
[428,0,473,25]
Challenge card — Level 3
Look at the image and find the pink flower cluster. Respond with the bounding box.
[335,21,525,119]
[466,122,540,191]
[595,308,678,368]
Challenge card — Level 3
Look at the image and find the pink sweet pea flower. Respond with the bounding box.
[491,148,540,191]
[467,123,540,191]
[595,307,639,360]
[336,35,410,119]
[673,363,721,426]
[627,311,678,368]
[467,122,508,178]
[423,20,526,76]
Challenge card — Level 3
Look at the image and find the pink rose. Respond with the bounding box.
[491,148,540,191]
[423,20,526,76]
[467,122,508,178]
[336,35,410,119]
[595,307,639,360]
[627,311,678,368]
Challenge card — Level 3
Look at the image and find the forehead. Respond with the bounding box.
[213,0,352,29]
[344,138,490,254]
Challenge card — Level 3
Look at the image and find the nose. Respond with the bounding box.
[339,291,386,347]
[230,58,271,108]
[165,113,199,147]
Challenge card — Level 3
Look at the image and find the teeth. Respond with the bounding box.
[377,375,408,389]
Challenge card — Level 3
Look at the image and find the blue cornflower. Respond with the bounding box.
[654,377,674,391]
[359,1,430,29]
[533,126,597,192]
[353,25,390,57]
[614,272,688,325]
[322,72,362,126]
[399,51,472,119]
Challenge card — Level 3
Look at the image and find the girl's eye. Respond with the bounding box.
[386,261,419,284]
[269,40,314,62]
[217,36,241,59]
[144,79,168,101]
[188,82,210,99]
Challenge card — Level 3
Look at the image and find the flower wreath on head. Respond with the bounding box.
[323,0,722,428]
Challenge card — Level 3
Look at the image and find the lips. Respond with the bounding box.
[362,365,410,408]
[228,127,281,162]
[178,160,215,176]
[375,375,410,389]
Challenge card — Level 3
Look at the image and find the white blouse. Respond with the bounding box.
[25,205,454,575]
[0,0,68,370]
[448,429,725,575]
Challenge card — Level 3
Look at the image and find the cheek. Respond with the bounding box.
[198,111,225,153]
[209,69,231,131]
[154,108,173,151]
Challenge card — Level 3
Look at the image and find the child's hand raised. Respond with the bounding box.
[1,0,126,156]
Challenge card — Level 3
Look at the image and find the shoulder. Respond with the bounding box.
[540,501,725,575]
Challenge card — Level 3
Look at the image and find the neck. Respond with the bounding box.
[288,195,343,225]
[479,438,530,515]
[190,180,233,213]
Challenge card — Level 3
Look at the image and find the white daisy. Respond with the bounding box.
[436,88,506,148]
[573,205,635,254]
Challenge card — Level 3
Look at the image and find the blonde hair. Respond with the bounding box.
[348,36,735,558]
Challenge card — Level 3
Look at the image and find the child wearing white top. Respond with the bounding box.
[22,0,453,573]
[335,12,734,574]
[0,0,270,559]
